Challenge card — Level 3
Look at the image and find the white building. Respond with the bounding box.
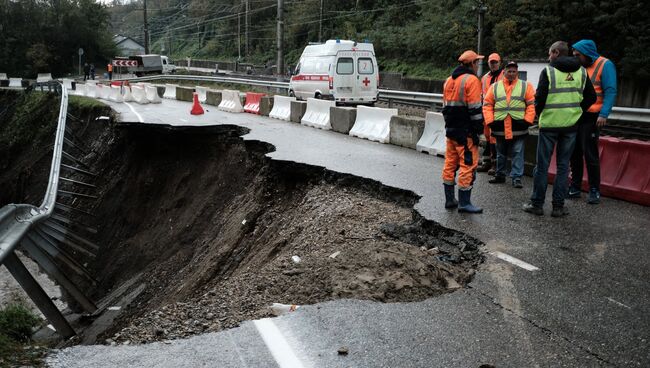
[113,35,145,57]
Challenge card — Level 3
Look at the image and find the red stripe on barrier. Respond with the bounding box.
[244,92,266,115]
[548,136,650,206]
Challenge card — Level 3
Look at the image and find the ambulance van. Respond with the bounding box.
[289,40,379,105]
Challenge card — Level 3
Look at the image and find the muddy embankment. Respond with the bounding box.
[0,89,483,346]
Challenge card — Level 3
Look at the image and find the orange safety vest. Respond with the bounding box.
[587,56,608,113]
[481,69,504,97]
[108,64,113,72]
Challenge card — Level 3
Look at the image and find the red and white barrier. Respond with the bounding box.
[110,85,123,103]
[131,85,149,104]
[244,92,266,114]
[416,112,447,156]
[301,98,335,130]
[218,90,244,113]
[269,95,295,121]
[349,105,398,143]
[123,86,134,102]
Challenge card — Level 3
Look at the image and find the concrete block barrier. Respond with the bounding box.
[97,84,111,100]
[163,84,177,99]
[390,115,426,150]
[123,86,134,102]
[110,85,124,103]
[9,78,22,88]
[244,92,267,114]
[330,107,357,134]
[349,105,398,143]
[260,96,273,116]
[0,73,7,80]
[301,98,336,130]
[416,112,446,156]
[153,84,165,98]
[61,79,74,90]
[74,83,86,96]
[85,83,96,98]
[36,73,53,83]
[218,90,244,113]
[176,87,194,102]
[196,86,208,103]
[290,101,307,123]
[269,95,295,121]
[131,85,149,104]
[146,85,162,103]
[206,90,222,106]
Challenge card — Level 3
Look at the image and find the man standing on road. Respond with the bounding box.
[477,53,505,175]
[90,63,95,80]
[83,63,90,81]
[569,39,617,204]
[482,61,536,188]
[441,50,485,214]
[107,62,113,80]
[523,41,596,217]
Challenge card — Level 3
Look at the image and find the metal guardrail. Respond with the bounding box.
[119,74,650,124]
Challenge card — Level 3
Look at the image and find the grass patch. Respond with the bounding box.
[68,95,108,109]
[0,304,44,367]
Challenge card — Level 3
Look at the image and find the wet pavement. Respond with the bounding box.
[47,98,650,367]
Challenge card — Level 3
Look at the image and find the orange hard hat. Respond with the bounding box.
[458,50,485,63]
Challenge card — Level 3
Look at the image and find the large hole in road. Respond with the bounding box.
[0,92,482,345]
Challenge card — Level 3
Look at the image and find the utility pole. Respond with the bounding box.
[277,0,284,76]
[318,0,323,42]
[237,10,241,60]
[476,0,487,76]
[143,0,150,54]
[245,0,249,57]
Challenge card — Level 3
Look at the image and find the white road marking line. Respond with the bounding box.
[606,297,632,309]
[254,318,305,368]
[123,102,144,123]
[490,251,540,271]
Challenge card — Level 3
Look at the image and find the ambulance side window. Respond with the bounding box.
[336,58,354,75]
[358,58,374,74]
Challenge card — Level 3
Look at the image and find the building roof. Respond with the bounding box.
[113,35,144,49]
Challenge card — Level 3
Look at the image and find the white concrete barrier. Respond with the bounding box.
[416,111,447,156]
[131,85,149,104]
[196,86,208,103]
[123,86,134,102]
[110,85,124,103]
[8,78,22,88]
[163,84,177,99]
[96,84,110,99]
[218,90,244,113]
[73,83,86,96]
[269,95,295,121]
[0,73,7,80]
[36,73,53,83]
[145,85,162,103]
[85,83,96,98]
[86,80,97,85]
[349,105,398,143]
[61,79,74,90]
[301,98,336,130]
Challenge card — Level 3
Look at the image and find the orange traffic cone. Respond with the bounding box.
[190,92,204,115]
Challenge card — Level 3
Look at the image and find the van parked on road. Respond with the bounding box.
[289,40,378,105]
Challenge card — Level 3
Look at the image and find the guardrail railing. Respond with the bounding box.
[0,82,98,339]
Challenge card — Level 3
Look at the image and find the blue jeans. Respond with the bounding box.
[531,130,577,207]
[495,136,526,179]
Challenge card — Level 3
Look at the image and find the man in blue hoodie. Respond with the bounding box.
[569,40,617,204]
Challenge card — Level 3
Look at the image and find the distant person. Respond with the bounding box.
[482,61,536,188]
[568,39,617,204]
[90,63,95,80]
[107,63,113,80]
[477,53,504,175]
[83,63,90,81]
[523,41,596,217]
[441,50,485,214]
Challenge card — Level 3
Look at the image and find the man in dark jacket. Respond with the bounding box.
[523,41,596,217]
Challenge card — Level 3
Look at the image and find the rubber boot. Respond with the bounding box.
[444,184,458,209]
[476,157,491,172]
[458,189,483,214]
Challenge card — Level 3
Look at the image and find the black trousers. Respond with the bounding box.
[570,112,600,191]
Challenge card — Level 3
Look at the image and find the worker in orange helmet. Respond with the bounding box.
[477,52,504,175]
[441,50,485,213]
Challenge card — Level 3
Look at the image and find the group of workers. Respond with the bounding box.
[441,40,617,217]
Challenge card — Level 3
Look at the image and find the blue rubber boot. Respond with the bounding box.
[444,184,458,209]
[458,189,483,214]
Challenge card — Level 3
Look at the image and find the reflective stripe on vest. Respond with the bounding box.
[493,79,526,121]
[587,56,608,113]
[539,66,586,128]
[445,74,471,107]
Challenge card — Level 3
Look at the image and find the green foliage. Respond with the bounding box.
[0,304,40,342]
[0,0,117,78]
